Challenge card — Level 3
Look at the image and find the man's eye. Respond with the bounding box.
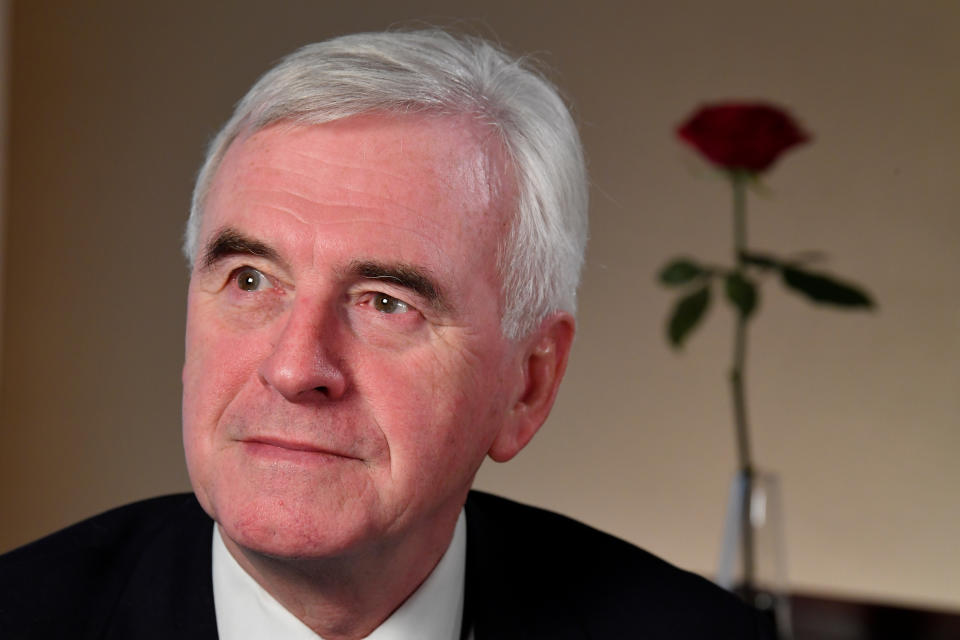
[371,293,410,314]
[235,267,270,292]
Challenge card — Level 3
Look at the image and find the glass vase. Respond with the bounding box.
[717,469,792,639]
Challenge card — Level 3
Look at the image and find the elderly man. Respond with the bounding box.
[0,30,770,639]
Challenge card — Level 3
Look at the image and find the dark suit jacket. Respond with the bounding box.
[0,492,772,638]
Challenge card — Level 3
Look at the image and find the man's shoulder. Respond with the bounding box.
[0,493,205,576]
[0,493,216,638]
[464,489,719,590]
[465,490,772,639]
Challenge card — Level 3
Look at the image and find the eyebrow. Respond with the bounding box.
[349,260,449,312]
[198,229,448,311]
[200,228,280,271]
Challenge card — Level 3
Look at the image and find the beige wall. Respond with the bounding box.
[0,0,8,389]
[1,0,957,611]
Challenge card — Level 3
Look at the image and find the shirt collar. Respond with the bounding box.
[212,511,467,640]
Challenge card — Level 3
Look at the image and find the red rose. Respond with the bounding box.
[677,103,809,173]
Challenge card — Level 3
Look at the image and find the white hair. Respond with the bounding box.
[185,29,588,339]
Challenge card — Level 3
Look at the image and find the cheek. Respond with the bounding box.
[182,308,267,446]
[362,339,511,469]
[182,311,271,509]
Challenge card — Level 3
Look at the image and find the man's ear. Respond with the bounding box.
[488,311,575,462]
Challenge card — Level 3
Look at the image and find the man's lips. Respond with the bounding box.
[240,436,357,462]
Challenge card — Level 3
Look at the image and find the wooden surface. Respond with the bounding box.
[790,592,960,640]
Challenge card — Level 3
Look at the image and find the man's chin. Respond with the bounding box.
[212,495,383,562]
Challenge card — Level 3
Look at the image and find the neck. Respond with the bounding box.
[219,510,461,640]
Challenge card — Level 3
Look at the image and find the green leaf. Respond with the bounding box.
[725,273,758,319]
[659,258,705,286]
[742,249,829,270]
[668,285,711,347]
[739,251,782,270]
[782,266,875,308]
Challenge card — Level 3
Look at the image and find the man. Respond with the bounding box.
[0,30,771,639]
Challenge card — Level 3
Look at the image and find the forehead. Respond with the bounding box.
[201,114,514,266]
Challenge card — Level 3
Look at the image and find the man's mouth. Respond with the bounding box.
[240,436,355,463]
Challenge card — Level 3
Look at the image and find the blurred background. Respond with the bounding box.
[0,0,957,614]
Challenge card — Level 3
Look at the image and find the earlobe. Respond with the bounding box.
[488,312,575,462]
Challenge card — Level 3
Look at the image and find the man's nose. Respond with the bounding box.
[257,299,348,401]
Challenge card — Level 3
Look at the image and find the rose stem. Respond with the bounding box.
[730,170,756,596]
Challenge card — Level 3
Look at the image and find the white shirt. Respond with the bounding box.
[212,511,468,640]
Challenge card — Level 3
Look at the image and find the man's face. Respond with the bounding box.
[182,114,528,559]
